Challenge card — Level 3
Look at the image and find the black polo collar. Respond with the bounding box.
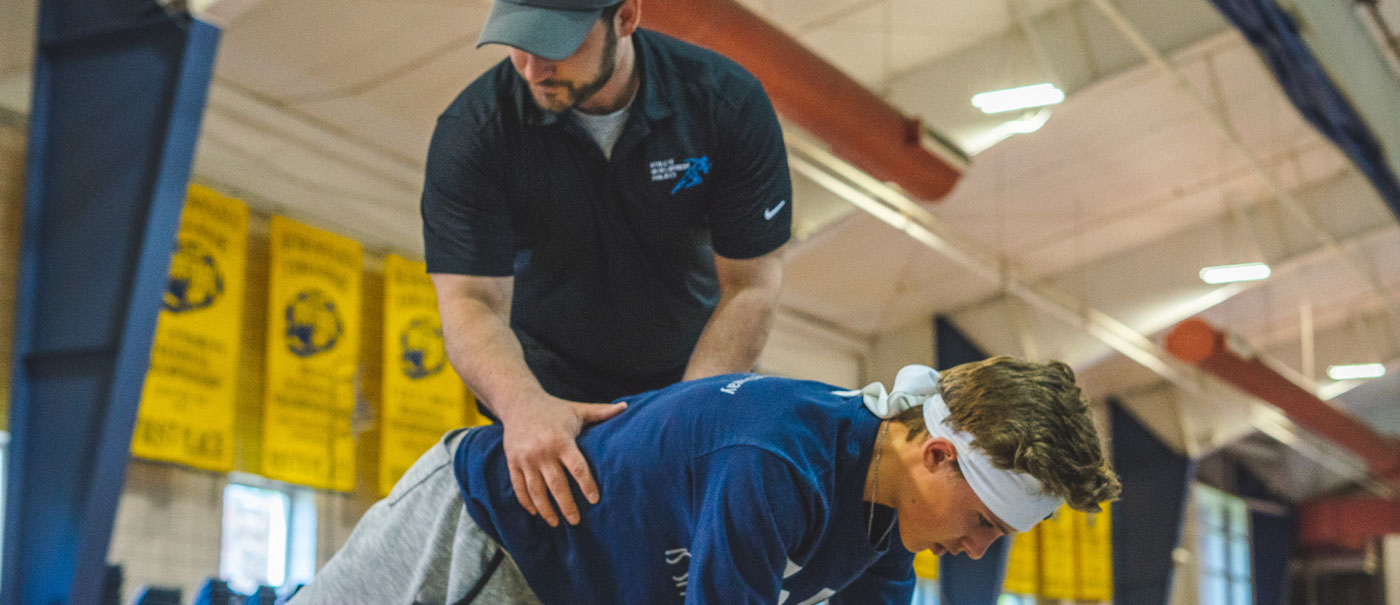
[515,28,672,128]
[634,30,673,123]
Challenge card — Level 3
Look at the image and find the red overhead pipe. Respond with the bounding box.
[644,0,963,201]
[1166,318,1400,486]
[1299,498,1400,551]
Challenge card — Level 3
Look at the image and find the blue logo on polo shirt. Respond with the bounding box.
[670,156,710,194]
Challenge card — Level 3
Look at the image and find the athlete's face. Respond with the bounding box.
[509,16,618,113]
[895,438,1014,558]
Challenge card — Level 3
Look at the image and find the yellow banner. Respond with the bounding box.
[261,216,362,491]
[1074,503,1114,601]
[1040,504,1079,599]
[912,549,939,580]
[132,185,248,471]
[378,254,485,495]
[1003,525,1040,595]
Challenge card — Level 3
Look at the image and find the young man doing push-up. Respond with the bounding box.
[291,357,1121,604]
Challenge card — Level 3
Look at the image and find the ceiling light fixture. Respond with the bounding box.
[962,108,1055,155]
[1004,109,1052,134]
[1199,262,1271,284]
[1326,363,1386,381]
[971,83,1065,114]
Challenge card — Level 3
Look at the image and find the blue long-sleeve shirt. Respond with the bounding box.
[454,374,915,604]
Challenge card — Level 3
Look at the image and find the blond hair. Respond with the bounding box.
[894,356,1121,512]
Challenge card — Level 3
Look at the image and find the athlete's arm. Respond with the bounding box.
[431,273,627,526]
[685,446,811,604]
[682,246,785,381]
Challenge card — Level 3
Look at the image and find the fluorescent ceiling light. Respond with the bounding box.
[971,83,1065,114]
[1199,262,1271,284]
[1327,363,1386,380]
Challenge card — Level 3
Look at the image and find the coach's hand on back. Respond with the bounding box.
[499,396,629,526]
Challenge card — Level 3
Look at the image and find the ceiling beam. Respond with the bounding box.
[1300,497,1400,551]
[1167,318,1400,494]
[645,0,966,201]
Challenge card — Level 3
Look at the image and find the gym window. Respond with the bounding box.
[219,477,317,595]
[220,483,288,593]
[1195,484,1252,605]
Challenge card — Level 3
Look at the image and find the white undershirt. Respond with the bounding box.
[571,103,632,159]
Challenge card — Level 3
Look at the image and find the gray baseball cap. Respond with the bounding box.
[476,0,623,61]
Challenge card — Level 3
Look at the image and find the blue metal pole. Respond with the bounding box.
[933,316,1011,604]
[1109,399,1197,605]
[2,1,220,602]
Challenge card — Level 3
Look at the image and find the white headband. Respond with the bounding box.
[840,364,1062,532]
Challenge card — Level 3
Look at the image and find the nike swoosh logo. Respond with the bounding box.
[764,200,786,220]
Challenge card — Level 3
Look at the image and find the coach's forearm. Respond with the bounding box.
[432,274,551,422]
[683,288,776,380]
[683,249,784,380]
[445,306,551,421]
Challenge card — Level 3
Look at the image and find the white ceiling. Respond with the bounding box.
[3,0,1399,502]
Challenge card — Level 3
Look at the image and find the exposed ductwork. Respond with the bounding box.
[1166,318,1400,490]
[644,0,965,201]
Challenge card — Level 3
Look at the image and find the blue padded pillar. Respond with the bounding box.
[1249,507,1295,605]
[933,316,1011,604]
[2,2,220,603]
[1109,399,1196,605]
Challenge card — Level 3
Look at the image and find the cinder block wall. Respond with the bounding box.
[108,461,225,596]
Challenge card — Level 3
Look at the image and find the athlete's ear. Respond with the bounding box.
[617,0,641,38]
[922,437,957,474]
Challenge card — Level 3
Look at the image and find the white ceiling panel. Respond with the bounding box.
[216,0,487,87]
[781,215,930,334]
[793,5,890,88]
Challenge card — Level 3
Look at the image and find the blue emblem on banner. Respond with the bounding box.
[400,315,447,379]
[284,289,343,357]
[163,239,224,313]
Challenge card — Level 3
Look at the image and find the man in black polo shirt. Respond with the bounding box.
[422,0,792,528]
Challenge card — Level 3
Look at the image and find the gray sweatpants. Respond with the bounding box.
[290,429,542,605]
